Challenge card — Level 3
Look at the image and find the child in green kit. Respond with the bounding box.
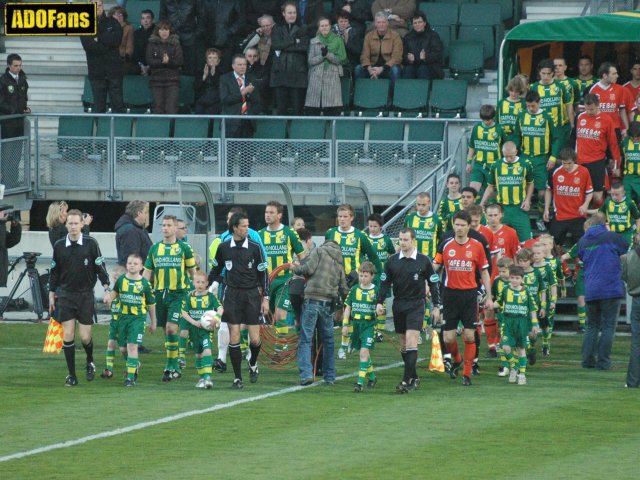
[494,265,540,385]
[367,213,396,343]
[105,254,157,387]
[181,270,223,389]
[493,257,513,377]
[101,265,125,379]
[593,182,640,248]
[342,262,379,392]
[515,248,545,366]
[532,242,557,357]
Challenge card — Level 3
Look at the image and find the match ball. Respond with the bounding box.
[200,311,220,330]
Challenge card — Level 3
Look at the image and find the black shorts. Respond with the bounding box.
[550,217,586,247]
[582,159,606,192]
[57,290,95,325]
[392,298,425,334]
[443,288,478,331]
[221,286,261,325]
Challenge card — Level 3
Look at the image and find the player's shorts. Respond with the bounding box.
[186,322,212,354]
[558,122,572,150]
[269,276,292,313]
[155,289,186,328]
[470,162,490,186]
[392,298,425,334]
[502,204,532,242]
[443,288,478,331]
[350,319,375,351]
[623,175,640,204]
[221,286,262,326]
[525,155,550,191]
[549,217,586,247]
[57,290,95,325]
[116,314,145,347]
[501,315,530,349]
[581,159,606,192]
[108,318,118,341]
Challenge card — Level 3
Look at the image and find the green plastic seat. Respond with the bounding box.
[392,79,430,116]
[353,78,390,116]
[429,79,468,118]
[123,75,153,112]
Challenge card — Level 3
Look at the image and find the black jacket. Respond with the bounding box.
[0,69,29,138]
[245,0,281,32]
[0,217,21,287]
[332,23,364,69]
[160,0,198,45]
[198,0,245,49]
[49,235,110,293]
[49,224,90,248]
[402,26,444,79]
[333,0,370,29]
[220,71,262,135]
[270,23,310,88]
[133,24,155,68]
[80,13,123,79]
[378,250,441,305]
[114,214,152,266]
[209,236,269,293]
[194,69,222,113]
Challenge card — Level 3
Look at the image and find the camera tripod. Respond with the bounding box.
[0,252,47,321]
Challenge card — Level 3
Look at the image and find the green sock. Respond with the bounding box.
[126,356,138,380]
[578,304,586,327]
[542,329,550,347]
[178,336,187,363]
[200,354,213,377]
[367,358,376,380]
[166,334,179,371]
[358,361,368,385]
[505,351,514,369]
[518,355,527,374]
[195,356,202,372]
[106,349,115,371]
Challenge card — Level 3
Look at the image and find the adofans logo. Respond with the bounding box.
[5,2,96,36]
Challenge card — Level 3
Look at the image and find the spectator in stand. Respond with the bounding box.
[623,61,640,117]
[197,0,245,74]
[240,15,275,111]
[220,54,261,138]
[159,0,198,75]
[371,0,415,38]
[132,9,155,76]
[146,20,183,114]
[296,0,324,27]
[355,11,402,84]
[245,47,271,112]
[332,10,364,78]
[334,0,371,30]
[588,62,632,138]
[80,0,124,113]
[110,6,135,75]
[194,48,222,114]
[246,0,281,30]
[305,17,347,116]
[401,11,443,80]
[575,54,595,103]
[0,210,21,289]
[271,1,310,116]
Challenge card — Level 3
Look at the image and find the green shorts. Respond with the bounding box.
[524,154,550,192]
[269,276,292,312]
[350,320,376,351]
[116,314,146,347]
[502,204,532,241]
[501,315,530,349]
[470,162,490,186]
[186,323,213,354]
[623,175,640,204]
[155,289,186,328]
[558,122,571,151]
[108,318,118,341]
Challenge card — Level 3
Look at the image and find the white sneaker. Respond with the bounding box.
[497,367,508,377]
[195,378,206,389]
[508,368,518,383]
[204,377,213,389]
[338,348,346,359]
[517,373,527,385]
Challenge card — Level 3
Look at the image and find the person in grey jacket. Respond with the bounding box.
[291,239,348,386]
[621,235,640,387]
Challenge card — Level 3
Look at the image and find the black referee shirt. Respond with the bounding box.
[49,234,109,293]
[209,236,269,293]
[377,248,441,306]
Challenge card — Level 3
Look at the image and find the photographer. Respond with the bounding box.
[0,209,21,288]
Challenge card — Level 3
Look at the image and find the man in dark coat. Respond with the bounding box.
[197,0,246,74]
[80,0,124,113]
[401,11,443,79]
[160,0,198,75]
[114,200,152,266]
[132,9,156,75]
[0,210,21,288]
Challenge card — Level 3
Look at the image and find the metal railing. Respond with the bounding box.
[581,0,636,15]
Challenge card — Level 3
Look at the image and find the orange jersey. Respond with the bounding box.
[489,224,520,279]
[435,237,489,290]
[588,82,633,130]
[547,165,593,221]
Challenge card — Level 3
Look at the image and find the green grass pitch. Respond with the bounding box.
[0,323,637,479]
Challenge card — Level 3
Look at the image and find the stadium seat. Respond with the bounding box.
[448,41,484,82]
[334,118,366,164]
[458,3,503,63]
[253,118,287,139]
[429,79,468,118]
[178,75,195,113]
[407,121,445,142]
[476,0,513,22]
[419,3,459,28]
[135,117,171,138]
[368,120,405,142]
[96,116,133,138]
[58,116,94,138]
[431,24,453,62]
[122,75,153,113]
[341,75,352,114]
[52,117,96,161]
[365,120,405,164]
[392,79,430,116]
[174,117,210,138]
[289,119,328,162]
[171,117,216,166]
[353,78,390,116]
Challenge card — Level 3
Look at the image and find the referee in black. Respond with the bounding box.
[49,209,110,387]
[377,227,441,394]
[209,212,270,389]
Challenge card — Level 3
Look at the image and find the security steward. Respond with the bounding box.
[209,212,270,390]
[49,209,110,387]
[376,226,441,394]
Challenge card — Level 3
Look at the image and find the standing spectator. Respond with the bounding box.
[291,239,349,386]
[296,0,324,27]
[0,53,30,189]
[194,48,222,114]
[0,209,21,289]
[332,10,364,78]
[305,17,347,116]
[110,6,135,74]
[80,0,124,113]
[146,20,183,114]
[220,54,261,137]
[544,148,593,247]
[46,201,69,248]
[575,54,595,104]
[245,47,271,112]
[197,0,245,74]
[159,0,198,75]
[401,11,443,80]
[114,200,151,267]
[577,213,628,370]
[246,0,281,29]
[334,0,370,30]
[132,9,156,75]
[242,15,275,109]
[270,1,310,115]
[588,62,632,138]
[621,233,640,387]
[48,209,111,386]
[355,11,402,84]
[371,0,415,38]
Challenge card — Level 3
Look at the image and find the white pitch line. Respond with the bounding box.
[0,360,406,463]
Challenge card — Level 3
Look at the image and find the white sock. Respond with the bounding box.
[217,322,229,361]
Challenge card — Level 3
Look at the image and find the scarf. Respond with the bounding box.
[318,31,347,66]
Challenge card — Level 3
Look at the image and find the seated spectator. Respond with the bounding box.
[245,47,272,112]
[133,9,155,76]
[333,0,371,30]
[110,6,135,74]
[401,11,443,79]
[146,20,183,114]
[371,0,415,38]
[355,11,402,84]
[194,48,222,114]
[332,9,364,77]
[305,17,347,116]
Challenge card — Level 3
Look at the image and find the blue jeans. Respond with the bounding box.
[354,64,401,84]
[298,299,335,382]
[401,64,430,79]
[627,296,640,387]
[582,298,621,370]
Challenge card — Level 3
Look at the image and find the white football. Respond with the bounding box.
[200,311,220,330]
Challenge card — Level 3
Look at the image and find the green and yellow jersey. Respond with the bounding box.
[496,97,526,143]
[113,275,156,316]
[367,233,396,267]
[556,76,578,124]
[404,211,440,259]
[530,80,571,127]
[468,121,504,166]
[600,196,640,234]
[623,137,640,176]
[259,225,305,278]
[487,157,534,206]
[144,240,196,291]
[574,76,595,102]
[182,292,221,322]
[522,267,544,311]
[437,195,463,233]
[344,284,378,322]
[495,285,538,327]
[325,227,382,276]
[514,109,560,159]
